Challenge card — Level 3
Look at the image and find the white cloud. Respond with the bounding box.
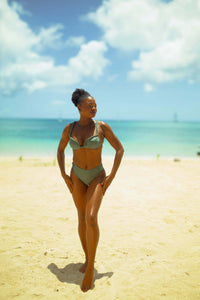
[144,83,154,92]
[65,35,86,47]
[108,74,119,82]
[188,79,195,85]
[51,100,66,105]
[0,0,109,95]
[23,81,47,93]
[36,24,65,50]
[67,41,109,81]
[87,0,200,84]
[10,1,31,16]
[87,0,165,51]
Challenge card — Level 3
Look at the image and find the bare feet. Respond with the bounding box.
[79,261,88,273]
[81,266,94,292]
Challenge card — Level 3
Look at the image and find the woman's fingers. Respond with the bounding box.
[100,175,113,195]
[100,178,108,195]
[68,179,73,193]
[64,175,73,193]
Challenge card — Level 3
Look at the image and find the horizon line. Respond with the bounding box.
[1,117,200,123]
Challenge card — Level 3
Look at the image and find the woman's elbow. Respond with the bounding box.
[57,146,63,158]
[118,145,124,156]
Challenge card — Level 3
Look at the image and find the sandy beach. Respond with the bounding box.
[0,156,200,299]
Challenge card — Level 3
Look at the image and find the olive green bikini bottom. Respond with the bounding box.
[72,162,104,186]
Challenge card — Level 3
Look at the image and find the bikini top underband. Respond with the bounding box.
[69,120,102,150]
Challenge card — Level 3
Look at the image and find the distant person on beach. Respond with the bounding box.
[57,88,124,292]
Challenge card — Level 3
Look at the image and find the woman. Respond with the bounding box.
[57,88,124,292]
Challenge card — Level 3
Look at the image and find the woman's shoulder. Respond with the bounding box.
[97,120,112,133]
[97,120,108,126]
[62,122,74,136]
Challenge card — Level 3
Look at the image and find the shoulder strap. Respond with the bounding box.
[95,120,99,135]
[69,122,75,137]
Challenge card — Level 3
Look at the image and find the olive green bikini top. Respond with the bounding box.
[69,120,102,150]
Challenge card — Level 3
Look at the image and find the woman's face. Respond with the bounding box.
[78,96,97,118]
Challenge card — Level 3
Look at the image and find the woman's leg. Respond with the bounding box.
[81,170,105,292]
[71,169,88,272]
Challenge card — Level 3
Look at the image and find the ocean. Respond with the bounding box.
[0,118,200,158]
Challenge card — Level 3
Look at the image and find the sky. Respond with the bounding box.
[0,0,200,121]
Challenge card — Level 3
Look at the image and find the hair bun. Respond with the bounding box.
[71,88,91,106]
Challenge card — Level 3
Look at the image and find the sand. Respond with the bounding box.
[0,156,200,300]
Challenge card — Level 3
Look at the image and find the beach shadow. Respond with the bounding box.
[47,262,113,288]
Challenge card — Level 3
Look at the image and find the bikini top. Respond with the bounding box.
[69,120,102,150]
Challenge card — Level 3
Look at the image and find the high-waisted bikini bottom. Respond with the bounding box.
[72,162,104,186]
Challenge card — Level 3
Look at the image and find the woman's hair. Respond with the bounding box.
[71,88,91,107]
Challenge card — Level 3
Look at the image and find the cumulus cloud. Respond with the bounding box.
[65,36,86,47]
[10,1,31,16]
[67,41,109,81]
[36,24,65,50]
[0,0,109,95]
[87,0,200,84]
[22,81,47,93]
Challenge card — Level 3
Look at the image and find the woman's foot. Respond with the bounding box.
[79,261,88,273]
[81,266,94,292]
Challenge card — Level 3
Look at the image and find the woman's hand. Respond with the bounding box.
[62,173,73,193]
[100,175,113,195]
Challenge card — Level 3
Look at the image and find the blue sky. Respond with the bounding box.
[1,0,200,121]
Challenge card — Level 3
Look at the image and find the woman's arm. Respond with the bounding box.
[101,122,124,194]
[57,124,73,193]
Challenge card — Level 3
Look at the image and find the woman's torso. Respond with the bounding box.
[69,120,104,169]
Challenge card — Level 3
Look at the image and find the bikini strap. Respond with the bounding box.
[95,120,99,135]
[69,122,75,137]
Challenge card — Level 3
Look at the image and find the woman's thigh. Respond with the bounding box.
[71,169,88,215]
[86,169,106,217]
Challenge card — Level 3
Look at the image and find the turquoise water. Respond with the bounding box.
[0,118,200,157]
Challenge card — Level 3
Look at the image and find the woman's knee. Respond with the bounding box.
[86,212,97,227]
[78,211,86,223]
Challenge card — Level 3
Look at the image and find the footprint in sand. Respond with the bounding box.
[44,248,68,259]
[44,248,56,257]
[149,260,157,265]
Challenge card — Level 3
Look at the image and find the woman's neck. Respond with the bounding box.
[78,117,93,126]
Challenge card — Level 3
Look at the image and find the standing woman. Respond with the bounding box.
[57,88,124,292]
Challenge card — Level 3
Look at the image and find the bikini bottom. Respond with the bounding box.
[72,162,104,186]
